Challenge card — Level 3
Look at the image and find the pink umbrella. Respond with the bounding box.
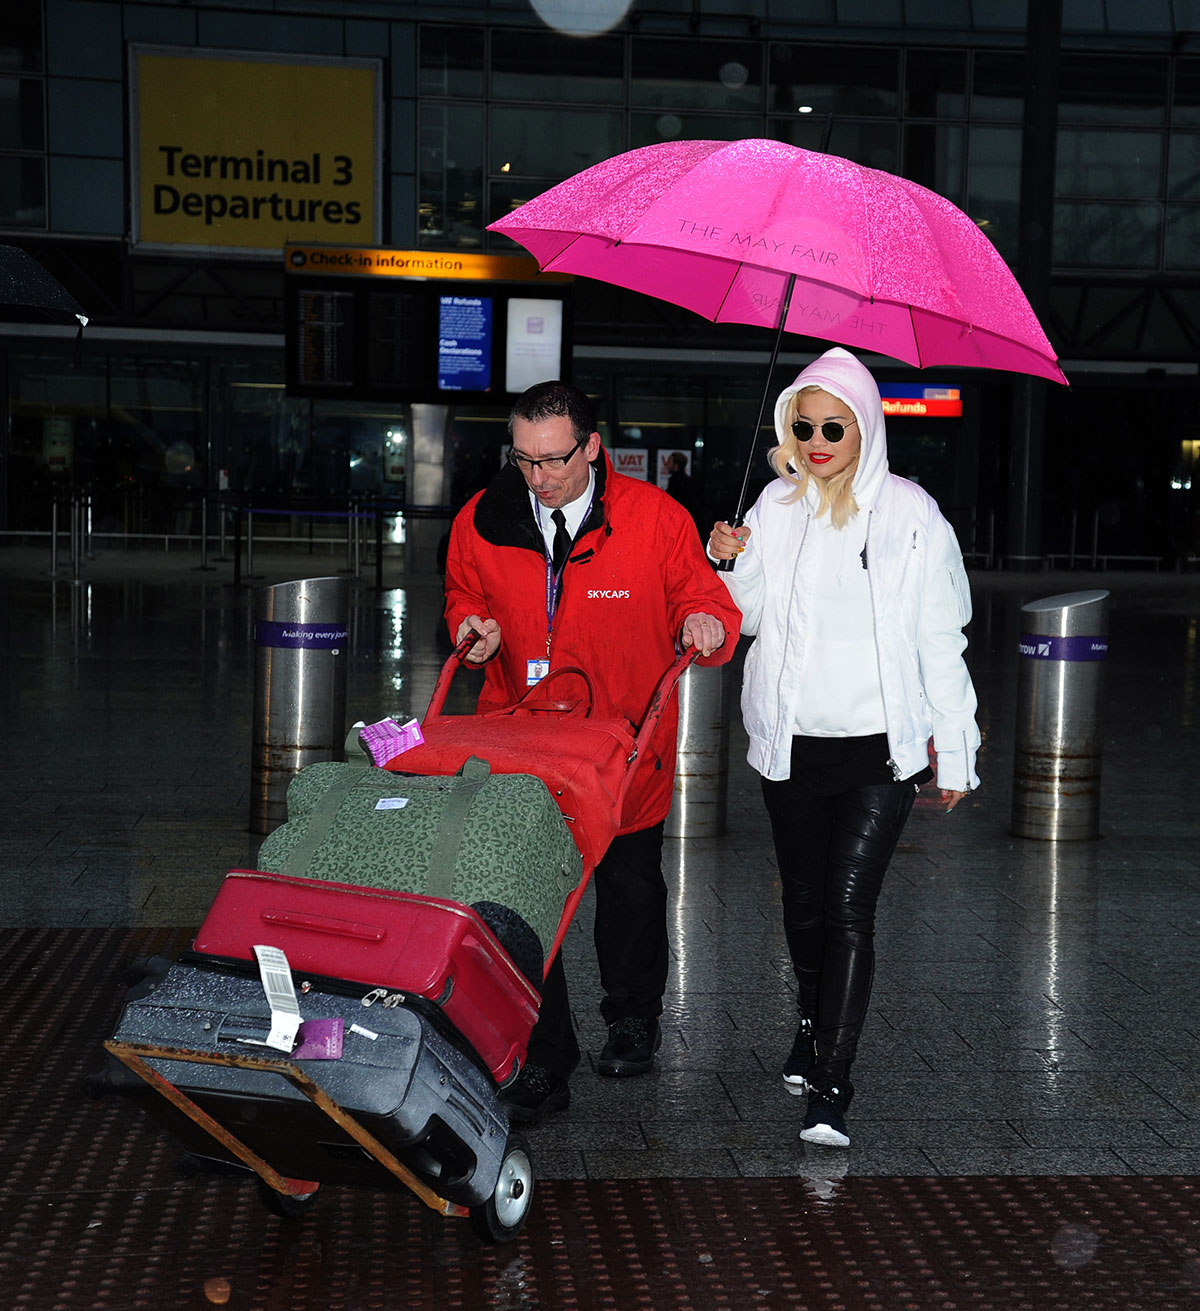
[488,138,1066,386]
[487,138,1066,541]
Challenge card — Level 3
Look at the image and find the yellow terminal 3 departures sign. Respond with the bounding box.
[131,47,381,255]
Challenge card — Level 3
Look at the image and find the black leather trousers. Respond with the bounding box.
[760,776,916,1090]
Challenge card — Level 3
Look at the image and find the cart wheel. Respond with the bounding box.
[256,1177,321,1220]
[469,1133,534,1244]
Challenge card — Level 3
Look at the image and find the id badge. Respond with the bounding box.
[526,658,550,686]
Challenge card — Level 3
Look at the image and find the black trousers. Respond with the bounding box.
[525,822,668,1079]
[760,776,916,1089]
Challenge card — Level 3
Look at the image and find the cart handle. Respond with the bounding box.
[543,644,704,972]
[615,645,701,819]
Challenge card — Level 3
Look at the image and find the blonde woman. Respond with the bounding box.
[709,347,981,1148]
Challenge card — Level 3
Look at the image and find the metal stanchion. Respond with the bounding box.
[250,576,351,834]
[49,501,59,575]
[214,497,230,562]
[71,491,82,583]
[231,505,243,587]
[193,495,215,572]
[346,497,355,574]
[375,505,384,591]
[354,501,362,578]
[1012,589,1110,841]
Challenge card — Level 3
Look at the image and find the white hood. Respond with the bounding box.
[771,347,889,510]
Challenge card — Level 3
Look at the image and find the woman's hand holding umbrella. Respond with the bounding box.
[708,520,749,562]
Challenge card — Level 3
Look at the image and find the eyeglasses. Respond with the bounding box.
[790,418,858,443]
[507,437,586,472]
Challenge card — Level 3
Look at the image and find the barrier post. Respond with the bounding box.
[664,662,732,838]
[250,576,351,834]
[1012,589,1110,841]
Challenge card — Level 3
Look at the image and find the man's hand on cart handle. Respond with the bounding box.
[455,615,501,663]
[680,612,726,657]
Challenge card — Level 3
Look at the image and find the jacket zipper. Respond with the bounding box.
[773,512,810,767]
[863,510,904,782]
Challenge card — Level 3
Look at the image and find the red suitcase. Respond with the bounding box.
[191,869,540,1086]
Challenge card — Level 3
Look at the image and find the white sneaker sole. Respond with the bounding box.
[783,1074,809,1096]
[800,1122,850,1148]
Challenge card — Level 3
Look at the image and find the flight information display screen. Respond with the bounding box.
[285,276,570,402]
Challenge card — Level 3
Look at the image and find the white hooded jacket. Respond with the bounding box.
[719,347,981,792]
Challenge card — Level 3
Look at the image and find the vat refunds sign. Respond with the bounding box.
[131,47,381,254]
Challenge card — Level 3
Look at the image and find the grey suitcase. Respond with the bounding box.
[107,959,510,1210]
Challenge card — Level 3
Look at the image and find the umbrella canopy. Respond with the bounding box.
[488,138,1066,386]
[0,244,88,327]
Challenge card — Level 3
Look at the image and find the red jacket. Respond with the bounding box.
[444,447,742,833]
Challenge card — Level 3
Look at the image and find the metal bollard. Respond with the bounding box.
[1011,589,1110,841]
[664,662,731,838]
[250,576,351,835]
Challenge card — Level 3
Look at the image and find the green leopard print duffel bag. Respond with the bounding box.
[256,755,582,972]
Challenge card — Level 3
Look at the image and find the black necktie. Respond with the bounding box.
[551,509,570,572]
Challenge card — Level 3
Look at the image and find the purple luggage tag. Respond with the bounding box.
[291,1017,345,1060]
[358,716,425,767]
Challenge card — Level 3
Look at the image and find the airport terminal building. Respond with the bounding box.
[2,0,1199,568]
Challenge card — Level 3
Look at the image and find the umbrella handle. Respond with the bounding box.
[714,515,744,574]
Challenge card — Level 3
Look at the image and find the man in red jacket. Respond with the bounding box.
[445,380,741,1123]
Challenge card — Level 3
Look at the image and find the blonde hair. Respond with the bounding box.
[768,385,861,529]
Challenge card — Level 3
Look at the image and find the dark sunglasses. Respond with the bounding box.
[790,418,858,443]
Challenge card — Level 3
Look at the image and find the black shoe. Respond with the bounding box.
[782,1018,814,1096]
[498,1062,570,1125]
[596,1016,661,1077]
[800,1083,853,1148]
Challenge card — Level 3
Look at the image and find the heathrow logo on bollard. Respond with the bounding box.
[1018,634,1108,661]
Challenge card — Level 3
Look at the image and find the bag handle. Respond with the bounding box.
[422,640,596,723]
[423,631,480,721]
[500,666,594,719]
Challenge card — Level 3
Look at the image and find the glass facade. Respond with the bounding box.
[0,2,45,227]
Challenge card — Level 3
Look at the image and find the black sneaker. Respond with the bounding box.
[498,1062,570,1125]
[596,1017,661,1076]
[782,1018,814,1096]
[800,1084,853,1148]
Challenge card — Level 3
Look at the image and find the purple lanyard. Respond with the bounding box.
[535,491,594,644]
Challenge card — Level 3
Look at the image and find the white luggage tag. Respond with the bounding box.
[236,944,303,1053]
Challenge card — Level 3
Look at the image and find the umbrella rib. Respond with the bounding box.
[909,303,923,369]
[712,263,745,322]
[536,231,587,272]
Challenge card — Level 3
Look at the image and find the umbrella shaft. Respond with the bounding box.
[732,272,796,523]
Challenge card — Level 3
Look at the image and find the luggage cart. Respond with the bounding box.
[101,641,699,1243]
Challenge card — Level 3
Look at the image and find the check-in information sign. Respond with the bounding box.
[131,47,380,254]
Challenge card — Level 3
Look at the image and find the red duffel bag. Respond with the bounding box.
[385,662,637,874]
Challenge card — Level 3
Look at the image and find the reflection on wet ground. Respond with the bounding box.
[0,548,1198,1307]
